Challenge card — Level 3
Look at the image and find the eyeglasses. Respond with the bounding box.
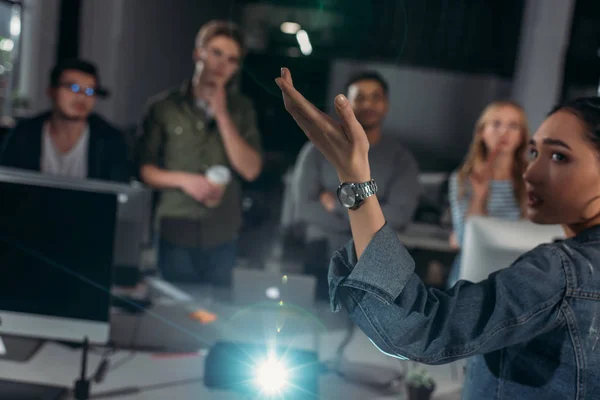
[58,83,97,97]
[205,47,240,65]
[489,119,521,132]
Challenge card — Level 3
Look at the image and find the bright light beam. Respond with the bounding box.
[255,357,288,395]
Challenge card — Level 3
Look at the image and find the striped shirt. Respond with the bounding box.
[447,171,522,287]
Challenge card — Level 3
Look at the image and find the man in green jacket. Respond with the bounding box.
[137,20,263,286]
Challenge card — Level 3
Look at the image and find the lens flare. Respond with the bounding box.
[256,357,288,394]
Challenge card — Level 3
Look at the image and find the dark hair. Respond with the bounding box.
[195,20,246,58]
[550,97,600,150]
[49,58,108,97]
[344,71,389,96]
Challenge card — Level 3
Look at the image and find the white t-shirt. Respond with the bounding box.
[40,122,90,178]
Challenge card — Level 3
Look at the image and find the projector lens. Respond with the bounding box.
[256,358,288,394]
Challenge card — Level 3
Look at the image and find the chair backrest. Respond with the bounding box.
[459,216,564,283]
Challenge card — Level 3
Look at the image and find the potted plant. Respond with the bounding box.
[405,367,436,400]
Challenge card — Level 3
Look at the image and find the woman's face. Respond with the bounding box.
[480,106,524,156]
[524,110,600,230]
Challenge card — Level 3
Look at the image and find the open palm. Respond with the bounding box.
[276,68,371,183]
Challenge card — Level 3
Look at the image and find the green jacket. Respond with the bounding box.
[136,81,262,248]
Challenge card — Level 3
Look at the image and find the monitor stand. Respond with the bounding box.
[0,335,44,362]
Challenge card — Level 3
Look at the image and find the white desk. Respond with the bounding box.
[0,340,463,399]
[398,223,455,253]
[0,279,464,399]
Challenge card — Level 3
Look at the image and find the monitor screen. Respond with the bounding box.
[0,179,116,342]
[0,167,153,287]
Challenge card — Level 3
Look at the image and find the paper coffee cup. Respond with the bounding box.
[204,165,231,208]
[206,165,231,186]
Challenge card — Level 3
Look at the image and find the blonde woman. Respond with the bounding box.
[447,101,529,287]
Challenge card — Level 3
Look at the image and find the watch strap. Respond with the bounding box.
[338,179,378,210]
[353,179,378,201]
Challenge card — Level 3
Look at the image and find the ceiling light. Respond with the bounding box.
[280,22,301,35]
[296,30,312,56]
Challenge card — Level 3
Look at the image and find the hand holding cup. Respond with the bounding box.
[204,165,231,208]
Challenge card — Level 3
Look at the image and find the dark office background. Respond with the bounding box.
[5,0,600,179]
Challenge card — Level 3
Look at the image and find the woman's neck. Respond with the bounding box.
[490,153,513,180]
[564,207,600,238]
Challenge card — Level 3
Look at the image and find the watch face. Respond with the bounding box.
[338,184,356,208]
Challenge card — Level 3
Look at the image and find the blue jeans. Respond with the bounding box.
[157,239,238,286]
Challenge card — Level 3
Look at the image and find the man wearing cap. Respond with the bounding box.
[0,58,131,182]
[136,20,263,286]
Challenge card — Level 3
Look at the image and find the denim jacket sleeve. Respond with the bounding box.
[329,223,566,364]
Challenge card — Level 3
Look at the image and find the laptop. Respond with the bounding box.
[232,268,317,310]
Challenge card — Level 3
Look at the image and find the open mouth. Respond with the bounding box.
[527,192,543,207]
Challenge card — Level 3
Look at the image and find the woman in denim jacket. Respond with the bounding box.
[276,67,600,399]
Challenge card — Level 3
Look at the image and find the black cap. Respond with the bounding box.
[50,58,110,98]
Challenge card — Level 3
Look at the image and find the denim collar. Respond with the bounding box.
[569,224,600,244]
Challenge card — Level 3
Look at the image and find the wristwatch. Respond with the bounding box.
[337,179,378,210]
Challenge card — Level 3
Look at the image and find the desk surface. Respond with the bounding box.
[0,279,464,399]
[0,279,349,399]
[399,223,456,253]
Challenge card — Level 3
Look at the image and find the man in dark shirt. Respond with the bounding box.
[137,20,263,287]
[0,58,130,182]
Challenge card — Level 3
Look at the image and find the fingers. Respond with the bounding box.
[483,149,500,180]
[275,73,324,128]
[277,68,295,113]
[275,75,303,107]
[334,94,364,142]
[469,173,483,184]
[281,67,293,86]
[489,147,501,162]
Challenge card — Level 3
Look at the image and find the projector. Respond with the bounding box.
[204,341,321,399]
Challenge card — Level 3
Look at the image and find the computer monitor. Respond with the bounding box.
[0,167,151,345]
[0,167,153,285]
[459,216,565,284]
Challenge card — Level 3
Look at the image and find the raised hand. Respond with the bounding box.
[275,68,371,183]
[204,83,228,117]
[470,146,502,200]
